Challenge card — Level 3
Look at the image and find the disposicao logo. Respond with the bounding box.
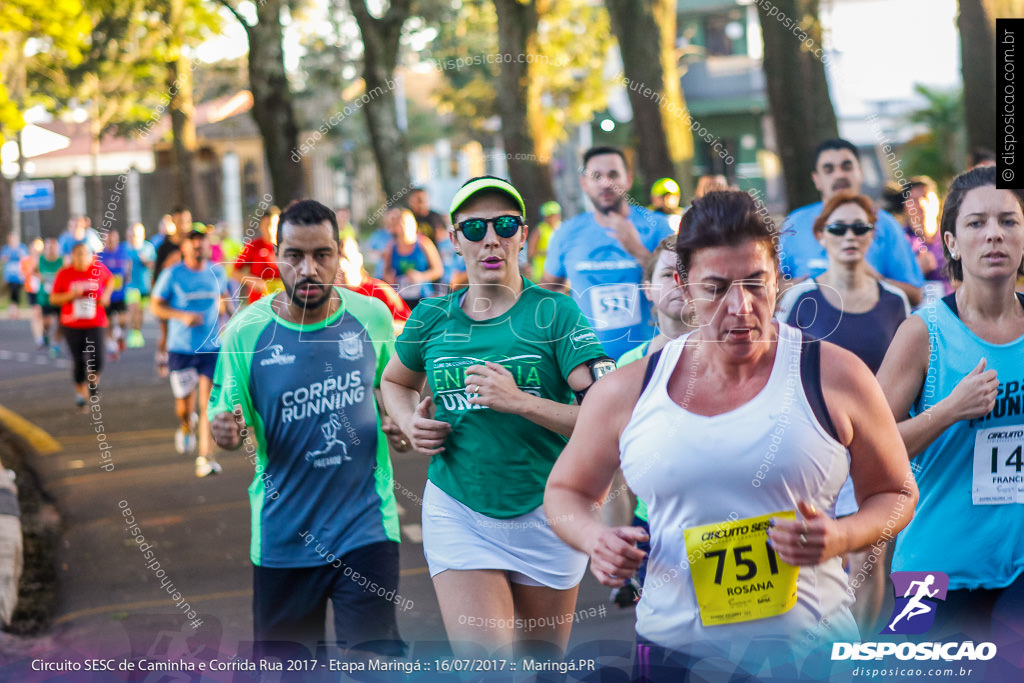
[882,571,948,635]
[831,571,997,662]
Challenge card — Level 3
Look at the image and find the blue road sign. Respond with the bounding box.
[14,179,55,211]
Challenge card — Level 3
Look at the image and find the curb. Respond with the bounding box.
[0,470,21,626]
[0,405,62,456]
[0,408,60,636]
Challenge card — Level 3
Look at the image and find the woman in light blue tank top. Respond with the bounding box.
[878,166,1024,661]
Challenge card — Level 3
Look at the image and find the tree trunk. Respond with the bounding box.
[90,96,103,224]
[605,0,693,194]
[958,0,1024,157]
[493,0,555,229]
[757,0,838,211]
[244,0,304,205]
[165,0,199,214]
[0,174,12,244]
[350,0,412,201]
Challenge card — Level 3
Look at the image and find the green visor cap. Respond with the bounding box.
[651,177,680,196]
[449,176,527,223]
[540,200,562,217]
[186,222,208,238]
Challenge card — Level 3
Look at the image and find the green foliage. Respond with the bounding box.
[903,84,964,188]
[429,0,500,127]
[0,0,90,141]
[22,0,222,142]
[29,1,165,138]
[292,0,456,171]
[429,0,612,145]
[193,56,249,102]
[535,0,612,139]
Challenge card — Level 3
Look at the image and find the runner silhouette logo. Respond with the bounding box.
[881,571,949,635]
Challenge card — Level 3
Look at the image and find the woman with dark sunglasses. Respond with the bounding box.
[777,192,910,374]
[381,176,610,660]
[776,191,910,633]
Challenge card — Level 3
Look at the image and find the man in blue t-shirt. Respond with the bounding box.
[99,230,132,357]
[151,225,232,477]
[126,222,156,348]
[541,146,673,360]
[780,138,924,306]
[1,234,29,318]
[58,216,104,260]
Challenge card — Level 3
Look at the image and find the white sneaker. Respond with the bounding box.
[195,456,222,478]
[174,426,197,455]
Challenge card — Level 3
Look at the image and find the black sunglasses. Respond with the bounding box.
[455,215,524,241]
[824,222,874,236]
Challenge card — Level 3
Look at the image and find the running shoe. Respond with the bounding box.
[195,456,222,478]
[174,426,196,455]
[75,396,86,412]
[49,345,61,358]
[117,335,127,354]
[127,330,145,348]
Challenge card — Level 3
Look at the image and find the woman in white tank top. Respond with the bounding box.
[545,191,919,680]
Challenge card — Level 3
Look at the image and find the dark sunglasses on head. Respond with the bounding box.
[824,222,874,236]
[455,215,524,241]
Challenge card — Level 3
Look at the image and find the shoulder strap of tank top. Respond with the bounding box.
[942,292,1024,320]
[798,332,840,443]
[942,292,958,319]
[640,348,664,395]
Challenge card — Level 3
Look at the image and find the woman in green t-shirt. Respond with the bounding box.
[382,177,609,659]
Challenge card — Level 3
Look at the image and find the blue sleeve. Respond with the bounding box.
[152,268,173,303]
[213,264,229,294]
[876,212,925,287]
[778,217,797,280]
[645,213,672,250]
[543,219,569,278]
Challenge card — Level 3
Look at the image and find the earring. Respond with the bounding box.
[950,251,959,260]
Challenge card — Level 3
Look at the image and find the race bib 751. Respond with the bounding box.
[684,510,799,626]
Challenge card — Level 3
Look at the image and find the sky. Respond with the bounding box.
[821,0,961,116]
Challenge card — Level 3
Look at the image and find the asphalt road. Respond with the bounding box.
[0,315,638,681]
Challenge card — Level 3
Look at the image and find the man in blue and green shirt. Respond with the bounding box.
[209,200,404,658]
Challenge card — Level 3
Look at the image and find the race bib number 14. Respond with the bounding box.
[973,426,1024,505]
[683,511,799,627]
